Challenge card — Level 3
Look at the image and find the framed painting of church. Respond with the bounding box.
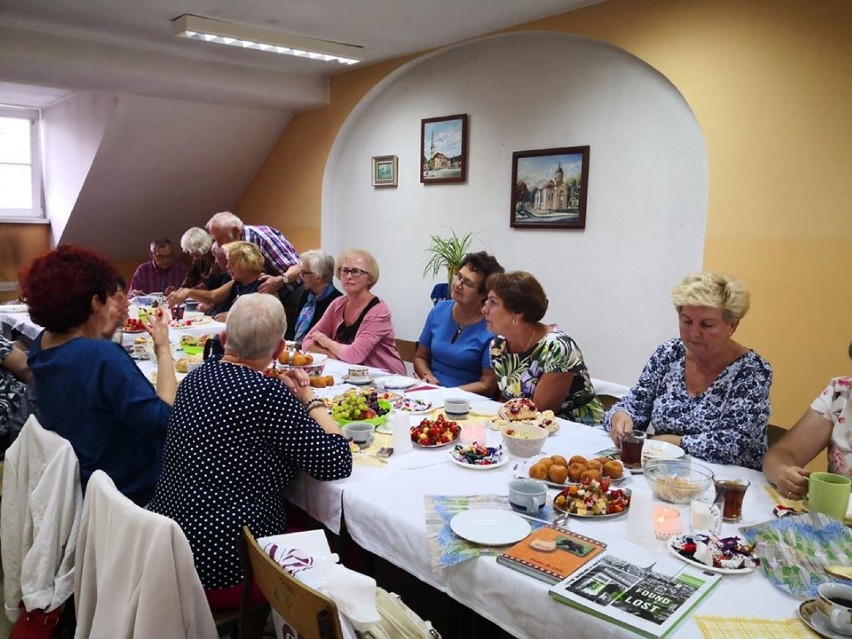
[510,146,590,229]
[420,114,468,184]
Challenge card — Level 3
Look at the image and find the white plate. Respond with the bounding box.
[799,600,849,639]
[514,455,629,488]
[0,304,27,313]
[344,375,375,385]
[381,375,418,389]
[631,440,685,473]
[449,509,530,545]
[289,353,328,367]
[469,401,500,417]
[448,451,509,471]
[393,397,433,414]
[666,536,756,574]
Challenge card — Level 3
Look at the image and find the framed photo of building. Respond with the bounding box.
[420,114,468,184]
[510,146,590,229]
[372,155,398,187]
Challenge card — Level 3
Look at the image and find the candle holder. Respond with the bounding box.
[653,505,683,540]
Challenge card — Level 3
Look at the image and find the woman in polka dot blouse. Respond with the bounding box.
[147,293,352,610]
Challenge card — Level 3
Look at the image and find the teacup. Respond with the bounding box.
[809,472,852,521]
[348,366,369,381]
[444,398,470,419]
[816,582,852,635]
[508,478,547,514]
[342,422,375,448]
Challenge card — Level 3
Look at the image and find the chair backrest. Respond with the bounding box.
[212,534,270,639]
[74,471,217,639]
[242,526,343,639]
[395,339,417,364]
[767,423,786,448]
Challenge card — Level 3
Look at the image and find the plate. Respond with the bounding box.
[666,536,756,574]
[553,487,631,519]
[381,375,418,389]
[469,401,500,417]
[393,397,433,414]
[799,600,848,639]
[514,455,629,489]
[449,509,531,545]
[0,304,27,313]
[413,435,459,449]
[287,353,328,368]
[631,440,685,473]
[181,344,204,355]
[344,375,375,385]
[170,316,211,328]
[449,454,509,471]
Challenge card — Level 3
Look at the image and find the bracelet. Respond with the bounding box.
[304,398,326,414]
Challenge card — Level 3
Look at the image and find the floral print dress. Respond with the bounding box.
[811,377,851,478]
[0,336,28,441]
[490,327,603,424]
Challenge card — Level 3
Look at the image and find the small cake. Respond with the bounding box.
[500,398,538,421]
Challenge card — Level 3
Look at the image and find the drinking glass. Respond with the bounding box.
[619,431,646,470]
[714,478,750,522]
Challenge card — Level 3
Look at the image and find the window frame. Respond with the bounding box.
[0,106,44,220]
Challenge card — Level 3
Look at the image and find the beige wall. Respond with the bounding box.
[239,0,852,433]
[0,224,51,301]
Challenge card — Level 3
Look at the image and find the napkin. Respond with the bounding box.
[694,615,816,639]
[764,484,852,524]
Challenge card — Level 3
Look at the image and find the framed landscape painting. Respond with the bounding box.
[372,155,398,187]
[420,114,468,184]
[510,146,590,229]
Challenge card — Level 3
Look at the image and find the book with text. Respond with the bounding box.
[496,526,606,584]
[549,554,721,639]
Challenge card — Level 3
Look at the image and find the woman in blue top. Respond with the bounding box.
[414,252,503,394]
[22,245,175,505]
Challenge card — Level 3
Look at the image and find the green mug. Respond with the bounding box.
[809,472,851,520]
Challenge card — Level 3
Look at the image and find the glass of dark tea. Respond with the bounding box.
[714,478,751,522]
[619,431,646,470]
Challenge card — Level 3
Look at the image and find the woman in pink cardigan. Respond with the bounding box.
[302,248,406,375]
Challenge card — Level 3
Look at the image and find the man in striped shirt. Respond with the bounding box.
[128,238,189,296]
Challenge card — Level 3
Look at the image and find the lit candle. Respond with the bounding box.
[653,505,683,540]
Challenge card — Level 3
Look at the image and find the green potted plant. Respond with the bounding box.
[423,230,477,288]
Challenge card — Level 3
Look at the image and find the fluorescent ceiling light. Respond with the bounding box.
[172,15,362,65]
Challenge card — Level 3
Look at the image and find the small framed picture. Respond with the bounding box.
[372,155,398,187]
[420,114,468,184]
[510,146,590,229]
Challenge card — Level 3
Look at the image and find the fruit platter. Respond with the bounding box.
[521,454,627,488]
[169,316,210,328]
[492,398,559,435]
[553,477,631,518]
[329,389,391,426]
[449,443,507,469]
[668,533,759,574]
[123,318,147,333]
[410,415,461,448]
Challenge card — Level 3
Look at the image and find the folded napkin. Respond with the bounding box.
[694,615,815,639]
[261,531,381,639]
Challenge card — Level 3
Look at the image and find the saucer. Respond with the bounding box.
[344,375,374,385]
[799,599,850,639]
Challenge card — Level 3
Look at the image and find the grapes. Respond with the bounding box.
[330,389,390,422]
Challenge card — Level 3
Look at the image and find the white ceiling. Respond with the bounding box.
[0,0,595,110]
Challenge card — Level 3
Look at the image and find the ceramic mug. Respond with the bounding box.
[809,472,851,521]
[508,478,547,514]
[348,366,369,381]
[816,582,852,636]
[342,422,375,448]
[444,397,470,419]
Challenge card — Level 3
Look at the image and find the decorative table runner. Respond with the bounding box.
[694,615,815,639]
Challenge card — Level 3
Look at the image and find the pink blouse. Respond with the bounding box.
[303,296,406,376]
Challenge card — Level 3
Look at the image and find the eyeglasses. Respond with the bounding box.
[338,267,369,278]
[153,252,174,261]
[454,271,478,291]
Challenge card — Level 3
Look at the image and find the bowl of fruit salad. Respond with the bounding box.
[330,389,391,426]
[410,415,461,447]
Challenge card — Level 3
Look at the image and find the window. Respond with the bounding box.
[0,107,43,219]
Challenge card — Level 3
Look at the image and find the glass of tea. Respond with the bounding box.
[619,431,646,469]
[714,478,751,522]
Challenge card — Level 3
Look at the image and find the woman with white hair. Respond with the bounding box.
[604,272,772,470]
[303,248,406,375]
[286,249,342,342]
[178,226,226,291]
[147,293,352,610]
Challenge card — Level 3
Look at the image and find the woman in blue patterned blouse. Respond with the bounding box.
[604,272,772,470]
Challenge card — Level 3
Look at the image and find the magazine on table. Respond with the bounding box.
[497,526,606,584]
[549,554,721,639]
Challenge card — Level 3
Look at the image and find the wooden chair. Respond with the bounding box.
[242,526,344,639]
[395,338,417,364]
[212,534,271,639]
[767,423,786,448]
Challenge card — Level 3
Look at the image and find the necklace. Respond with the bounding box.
[451,304,481,344]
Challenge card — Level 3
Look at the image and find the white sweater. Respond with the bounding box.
[1,414,82,621]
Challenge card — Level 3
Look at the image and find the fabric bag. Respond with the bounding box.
[358,588,441,639]
[9,602,63,639]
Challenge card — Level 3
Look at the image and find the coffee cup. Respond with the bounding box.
[444,398,470,419]
[342,422,375,448]
[347,366,369,381]
[816,582,852,635]
[808,472,852,521]
[508,478,547,514]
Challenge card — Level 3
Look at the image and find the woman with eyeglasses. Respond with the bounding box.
[414,252,504,393]
[483,271,603,424]
[302,249,406,375]
[285,249,342,342]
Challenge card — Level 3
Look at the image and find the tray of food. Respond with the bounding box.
[517,454,627,488]
[553,479,631,518]
[449,443,507,469]
[492,398,559,435]
[668,533,759,573]
[411,415,460,447]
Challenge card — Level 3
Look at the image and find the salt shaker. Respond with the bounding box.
[391,411,413,455]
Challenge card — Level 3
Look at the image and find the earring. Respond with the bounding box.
[512,318,518,326]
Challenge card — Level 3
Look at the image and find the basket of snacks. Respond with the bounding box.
[644,458,714,504]
[500,422,548,458]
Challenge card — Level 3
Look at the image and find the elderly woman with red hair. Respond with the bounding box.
[22,245,175,505]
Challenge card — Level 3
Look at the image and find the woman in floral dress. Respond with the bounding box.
[483,271,603,424]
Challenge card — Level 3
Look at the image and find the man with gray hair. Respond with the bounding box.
[128,238,189,296]
[206,211,304,324]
